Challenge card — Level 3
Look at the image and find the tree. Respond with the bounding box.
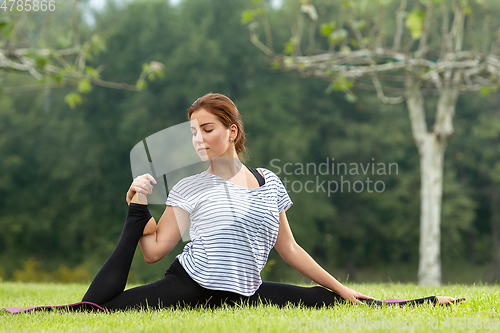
[244,0,500,285]
[0,0,163,108]
[453,94,500,281]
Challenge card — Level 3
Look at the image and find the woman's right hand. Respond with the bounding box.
[126,173,157,205]
[336,285,375,305]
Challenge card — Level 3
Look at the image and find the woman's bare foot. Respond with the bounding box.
[131,193,157,235]
[131,192,148,205]
[437,296,456,305]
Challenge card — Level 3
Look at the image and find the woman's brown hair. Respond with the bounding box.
[188,93,248,162]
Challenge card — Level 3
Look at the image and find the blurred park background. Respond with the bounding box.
[1,0,499,287]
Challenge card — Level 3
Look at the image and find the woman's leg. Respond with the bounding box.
[249,281,344,308]
[204,283,450,309]
[251,282,446,308]
[81,203,153,305]
[100,258,208,311]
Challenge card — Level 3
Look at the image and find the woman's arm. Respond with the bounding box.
[126,173,189,264]
[273,210,374,304]
[138,203,189,263]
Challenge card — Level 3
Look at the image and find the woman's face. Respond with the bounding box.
[190,108,236,161]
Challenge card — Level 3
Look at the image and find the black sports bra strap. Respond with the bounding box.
[245,165,265,187]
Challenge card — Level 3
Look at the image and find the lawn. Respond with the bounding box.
[1,282,499,332]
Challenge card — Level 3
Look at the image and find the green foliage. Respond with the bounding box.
[345,92,357,103]
[241,8,265,25]
[0,18,14,40]
[480,85,498,96]
[260,258,276,280]
[283,36,296,54]
[57,30,74,48]
[406,10,425,39]
[353,19,366,30]
[0,0,498,286]
[51,264,91,283]
[470,111,500,184]
[34,55,50,69]
[85,66,100,79]
[320,21,336,36]
[480,87,490,96]
[340,45,351,53]
[0,6,159,109]
[77,79,92,94]
[12,258,90,283]
[328,29,348,45]
[241,9,255,24]
[86,34,107,59]
[333,75,353,90]
[327,76,355,103]
[64,92,83,109]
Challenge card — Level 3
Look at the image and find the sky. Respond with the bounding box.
[85,0,283,26]
[88,0,283,10]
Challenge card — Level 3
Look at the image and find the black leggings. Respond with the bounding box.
[81,203,345,311]
[82,203,438,311]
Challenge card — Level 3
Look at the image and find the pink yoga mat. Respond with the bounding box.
[2,297,465,314]
[373,298,466,306]
[2,301,109,314]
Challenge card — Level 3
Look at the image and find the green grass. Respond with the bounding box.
[1,282,499,332]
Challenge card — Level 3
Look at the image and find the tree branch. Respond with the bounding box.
[490,27,500,56]
[450,0,465,52]
[248,0,500,106]
[465,1,478,52]
[358,81,441,97]
[5,46,79,57]
[434,69,461,142]
[405,73,428,148]
[335,4,348,53]
[3,82,66,94]
[371,73,405,104]
[357,82,405,94]
[2,76,140,94]
[248,23,274,57]
[89,78,139,91]
[259,0,275,56]
[72,0,80,47]
[10,11,29,47]
[416,1,433,58]
[347,8,366,49]
[1,11,162,103]
[440,0,453,53]
[76,40,91,72]
[305,5,317,57]
[482,2,491,54]
[39,10,53,48]
[368,1,384,50]
[294,13,304,57]
[393,0,407,52]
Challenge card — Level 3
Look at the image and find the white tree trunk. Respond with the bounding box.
[418,134,446,286]
[405,71,459,286]
[258,0,500,286]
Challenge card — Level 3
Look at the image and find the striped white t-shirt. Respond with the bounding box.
[165,167,293,296]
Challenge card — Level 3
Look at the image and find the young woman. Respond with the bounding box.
[81,93,457,311]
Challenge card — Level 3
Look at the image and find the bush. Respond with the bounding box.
[12,258,91,283]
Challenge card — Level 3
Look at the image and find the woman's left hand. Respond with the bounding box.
[126,173,157,205]
[337,285,375,305]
